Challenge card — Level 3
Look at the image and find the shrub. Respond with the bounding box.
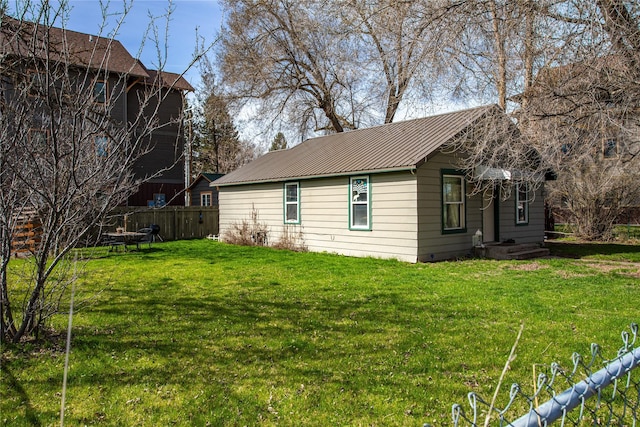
[223,206,269,246]
[272,225,307,252]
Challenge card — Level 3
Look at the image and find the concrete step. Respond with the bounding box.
[504,248,550,260]
[477,243,550,260]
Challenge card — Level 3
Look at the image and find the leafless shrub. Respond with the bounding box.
[272,226,307,252]
[223,206,269,246]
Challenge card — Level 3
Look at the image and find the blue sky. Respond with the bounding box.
[10,0,223,89]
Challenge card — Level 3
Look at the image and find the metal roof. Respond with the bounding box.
[213,105,500,186]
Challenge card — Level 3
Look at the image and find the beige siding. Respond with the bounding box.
[416,152,483,261]
[415,152,545,261]
[218,183,283,234]
[219,151,546,263]
[219,173,420,262]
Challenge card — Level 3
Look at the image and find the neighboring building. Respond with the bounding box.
[517,56,640,234]
[520,56,640,162]
[187,173,224,207]
[0,16,193,207]
[213,105,547,263]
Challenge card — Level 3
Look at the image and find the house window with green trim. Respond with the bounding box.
[284,182,300,223]
[350,176,370,229]
[442,173,465,232]
[516,182,529,225]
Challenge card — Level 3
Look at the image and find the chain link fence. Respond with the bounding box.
[448,323,639,427]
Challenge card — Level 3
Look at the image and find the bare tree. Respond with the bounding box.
[218,0,378,137]
[338,0,452,123]
[511,1,640,239]
[0,2,200,343]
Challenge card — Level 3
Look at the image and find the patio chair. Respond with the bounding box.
[101,234,125,252]
[136,227,154,249]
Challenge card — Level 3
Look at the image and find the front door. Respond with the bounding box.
[482,189,499,243]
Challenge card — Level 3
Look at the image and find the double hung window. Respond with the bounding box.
[442,173,465,232]
[603,138,617,158]
[350,176,370,230]
[201,192,212,207]
[95,135,108,157]
[516,182,529,225]
[284,182,300,223]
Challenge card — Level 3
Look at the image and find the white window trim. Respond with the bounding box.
[516,182,529,225]
[284,182,300,224]
[350,176,370,230]
[201,192,212,207]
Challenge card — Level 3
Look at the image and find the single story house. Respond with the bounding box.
[187,173,224,207]
[212,105,546,263]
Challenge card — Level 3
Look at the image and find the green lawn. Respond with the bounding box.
[1,240,639,426]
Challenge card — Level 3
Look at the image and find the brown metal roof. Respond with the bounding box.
[213,105,499,186]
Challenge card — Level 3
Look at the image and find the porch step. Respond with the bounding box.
[475,242,550,260]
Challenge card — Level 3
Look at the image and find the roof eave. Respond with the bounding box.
[212,166,417,188]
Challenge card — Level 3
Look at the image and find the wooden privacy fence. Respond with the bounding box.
[11,210,42,255]
[109,206,219,241]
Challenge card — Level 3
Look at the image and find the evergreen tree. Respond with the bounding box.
[193,91,253,174]
[269,132,288,151]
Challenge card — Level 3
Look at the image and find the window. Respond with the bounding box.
[27,70,47,97]
[442,172,465,232]
[28,128,48,145]
[93,80,107,103]
[201,192,212,207]
[95,135,108,157]
[350,176,370,230]
[284,182,300,223]
[516,182,529,225]
[153,193,166,207]
[603,138,617,158]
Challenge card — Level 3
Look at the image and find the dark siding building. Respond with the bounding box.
[0,16,193,207]
[187,173,224,207]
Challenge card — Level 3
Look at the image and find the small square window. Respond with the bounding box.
[28,128,49,145]
[154,193,166,207]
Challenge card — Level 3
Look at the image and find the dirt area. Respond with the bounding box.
[580,259,640,277]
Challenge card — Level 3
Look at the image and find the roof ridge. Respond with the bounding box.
[303,104,496,142]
